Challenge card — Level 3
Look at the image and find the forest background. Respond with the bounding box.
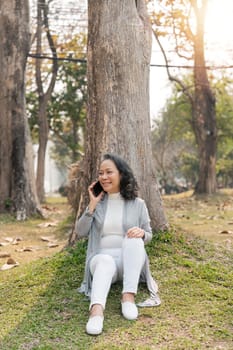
[1,0,233,219]
[26,0,233,200]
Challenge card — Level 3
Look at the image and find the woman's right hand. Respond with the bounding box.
[87,181,104,214]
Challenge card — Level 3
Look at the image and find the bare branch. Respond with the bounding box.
[152,29,193,104]
[42,0,58,103]
[171,2,193,61]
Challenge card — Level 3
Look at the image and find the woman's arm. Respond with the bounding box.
[140,200,153,244]
[75,207,95,238]
[75,181,104,238]
[126,199,152,243]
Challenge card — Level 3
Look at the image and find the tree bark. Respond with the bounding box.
[69,0,168,245]
[0,0,40,218]
[192,0,217,194]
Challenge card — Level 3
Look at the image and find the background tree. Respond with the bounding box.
[34,0,58,202]
[152,90,197,191]
[69,0,168,245]
[151,74,233,190]
[27,33,87,168]
[150,0,217,194]
[152,86,198,191]
[0,0,39,218]
[48,60,87,166]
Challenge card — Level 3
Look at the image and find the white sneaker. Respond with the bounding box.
[86,315,104,335]
[121,301,138,320]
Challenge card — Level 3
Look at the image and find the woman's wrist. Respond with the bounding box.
[88,202,96,214]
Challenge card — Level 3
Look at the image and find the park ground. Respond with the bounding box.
[0,190,232,349]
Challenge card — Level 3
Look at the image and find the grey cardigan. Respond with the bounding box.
[76,194,161,307]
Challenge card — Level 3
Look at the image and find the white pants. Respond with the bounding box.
[89,237,146,309]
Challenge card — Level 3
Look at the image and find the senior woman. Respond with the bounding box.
[76,153,161,335]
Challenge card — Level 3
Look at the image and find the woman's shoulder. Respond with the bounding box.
[125,197,149,218]
[134,196,145,204]
[136,196,144,202]
[126,196,145,207]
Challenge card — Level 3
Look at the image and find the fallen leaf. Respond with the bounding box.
[12,237,23,244]
[0,253,11,258]
[12,239,20,245]
[206,215,218,220]
[38,222,58,228]
[1,237,22,245]
[15,247,35,252]
[219,230,233,234]
[47,242,59,248]
[0,262,19,271]
[0,257,19,271]
[7,258,17,265]
[0,242,9,247]
[4,237,14,243]
[40,235,56,242]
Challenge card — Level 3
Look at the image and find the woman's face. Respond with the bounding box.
[98,159,120,194]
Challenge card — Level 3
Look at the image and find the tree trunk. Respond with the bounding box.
[69,0,168,245]
[36,101,49,202]
[35,0,58,202]
[192,0,217,194]
[0,0,40,218]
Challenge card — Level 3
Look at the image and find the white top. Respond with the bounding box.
[100,192,124,249]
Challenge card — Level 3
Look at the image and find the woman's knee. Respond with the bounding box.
[90,254,117,276]
[123,237,144,250]
[122,237,146,266]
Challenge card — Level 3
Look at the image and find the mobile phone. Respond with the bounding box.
[92,181,103,196]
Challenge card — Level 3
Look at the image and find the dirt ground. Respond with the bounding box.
[0,197,70,270]
[163,188,233,249]
[0,189,232,270]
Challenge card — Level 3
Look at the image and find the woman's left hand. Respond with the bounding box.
[127,227,145,239]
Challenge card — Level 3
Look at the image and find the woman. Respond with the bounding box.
[76,153,161,335]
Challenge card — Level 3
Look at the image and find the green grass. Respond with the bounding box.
[0,229,232,350]
[0,213,17,224]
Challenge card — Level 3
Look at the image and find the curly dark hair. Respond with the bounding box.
[102,153,138,200]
